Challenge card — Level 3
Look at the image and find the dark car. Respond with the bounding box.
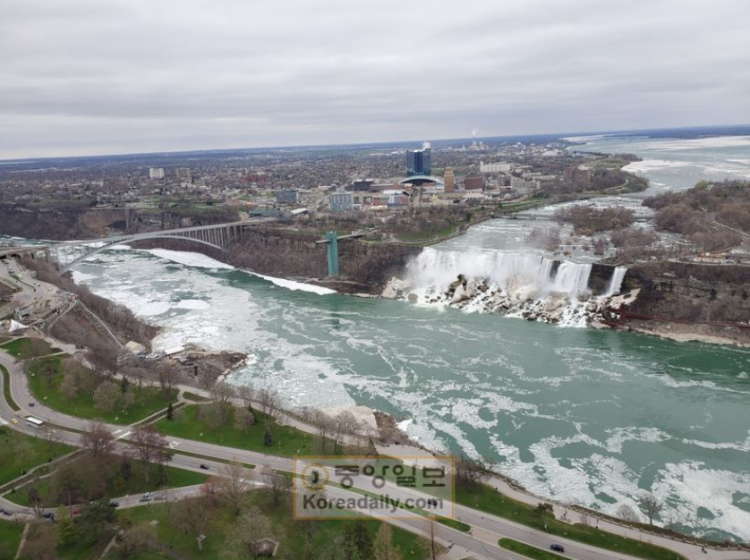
[550,544,565,553]
[28,402,35,407]
[199,464,210,470]
[0,508,11,516]
[42,512,55,520]
[108,501,120,508]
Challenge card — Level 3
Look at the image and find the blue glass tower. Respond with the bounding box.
[406,148,431,177]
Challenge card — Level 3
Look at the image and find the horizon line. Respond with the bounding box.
[2,122,749,164]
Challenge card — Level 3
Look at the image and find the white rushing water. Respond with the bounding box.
[396,248,613,329]
[605,266,628,297]
[63,243,750,542]
[406,248,594,299]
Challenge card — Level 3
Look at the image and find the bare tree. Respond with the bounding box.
[173,497,211,548]
[117,524,157,558]
[216,461,250,514]
[82,421,116,464]
[60,372,78,400]
[200,478,220,508]
[236,384,254,409]
[454,454,491,488]
[616,504,641,523]
[121,390,135,413]
[234,406,256,433]
[223,506,274,560]
[419,516,439,560]
[257,388,281,419]
[332,411,362,452]
[638,493,663,526]
[263,469,292,508]
[156,363,177,396]
[88,340,119,377]
[309,409,335,454]
[93,380,121,413]
[130,425,173,483]
[211,381,236,425]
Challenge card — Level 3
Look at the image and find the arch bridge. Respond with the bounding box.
[0,220,260,272]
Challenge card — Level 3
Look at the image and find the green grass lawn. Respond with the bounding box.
[1,364,19,411]
[396,224,458,242]
[0,519,24,560]
[27,356,175,424]
[0,337,58,358]
[7,464,209,507]
[457,483,685,560]
[118,493,429,560]
[437,517,471,532]
[500,538,564,560]
[0,426,74,487]
[156,405,325,457]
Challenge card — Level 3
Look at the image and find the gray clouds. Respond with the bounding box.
[1,0,748,157]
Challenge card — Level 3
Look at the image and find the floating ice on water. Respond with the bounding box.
[145,249,235,270]
[244,271,336,295]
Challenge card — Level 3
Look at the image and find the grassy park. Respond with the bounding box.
[7,463,209,507]
[156,404,326,457]
[0,426,74,487]
[26,356,175,424]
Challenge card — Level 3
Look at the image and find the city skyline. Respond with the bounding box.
[1,0,749,159]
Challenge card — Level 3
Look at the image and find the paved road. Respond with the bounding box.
[5,351,749,560]
[1,263,748,560]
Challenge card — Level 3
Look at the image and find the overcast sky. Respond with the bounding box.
[1,0,749,159]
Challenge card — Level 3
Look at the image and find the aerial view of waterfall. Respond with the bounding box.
[60,131,750,543]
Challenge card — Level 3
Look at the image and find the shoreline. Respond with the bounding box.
[7,245,750,545]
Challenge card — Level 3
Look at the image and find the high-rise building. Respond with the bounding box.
[406,147,431,177]
[149,167,165,179]
[175,167,192,182]
[444,168,455,193]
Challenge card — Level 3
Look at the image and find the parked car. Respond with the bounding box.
[42,512,55,520]
[550,544,565,553]
[199,464,210,470]
[138,493,152,503]
[108,501,120,508]
[0,508,12,516]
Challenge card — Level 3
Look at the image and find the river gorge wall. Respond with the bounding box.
[610,262,750,345]
[131,227,422,294]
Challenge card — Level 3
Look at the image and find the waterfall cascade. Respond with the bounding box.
[407,248,594,298]
[388,248,631,328]
[605,266,628,297]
